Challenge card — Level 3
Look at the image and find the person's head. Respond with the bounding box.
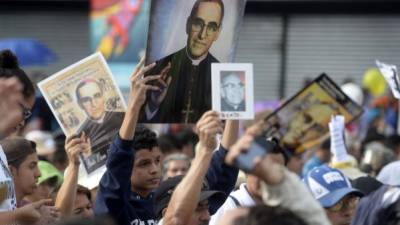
[286,152,304,176]
[27,160,63,202]
[304,165,364,225]
[158,133,183,157]
[0,50,35,135]
[283,102,338,151]
[131,126,162,197]
[221,72,245,109]
[154,175,225,225]
[73,185,94,219]
[162,153,191,180]
[1,137,40,201]
[316,138,331,163]
[227,205,307,225]
[186,0,224,59]
[75,79,106,121]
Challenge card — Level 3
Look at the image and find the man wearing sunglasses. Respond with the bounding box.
[75,79,124,171]
[140,0,224,123]
[304,165,364,225]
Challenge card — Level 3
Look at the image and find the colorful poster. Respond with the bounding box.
[38,53,126,187]
[139,0,247,123]
[263,74,363,154]
[90,0,150,90]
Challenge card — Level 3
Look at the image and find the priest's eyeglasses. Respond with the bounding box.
[190,18,219,36]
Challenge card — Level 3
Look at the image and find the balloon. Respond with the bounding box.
[362,68,386,97]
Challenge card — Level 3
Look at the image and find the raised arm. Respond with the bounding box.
[163,111,223,225]
[55,134,89,217]
[205,120,239,213]
[94,58,163,215]
[220,120,239,149]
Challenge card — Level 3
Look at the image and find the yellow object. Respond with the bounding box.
[97,36,114,59]
[362,68,386,97]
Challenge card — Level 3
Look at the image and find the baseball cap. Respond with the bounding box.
[304,165,364,208]
[153,175,225,219]
[38,160,63,186]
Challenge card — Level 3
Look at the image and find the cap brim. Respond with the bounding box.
[199,190,225,203]
[319,188,364,208]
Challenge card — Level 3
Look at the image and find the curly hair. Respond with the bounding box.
[132,125,158,151]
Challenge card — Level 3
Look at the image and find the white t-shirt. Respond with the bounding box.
[0,145,17,212]
[209,183,256,225]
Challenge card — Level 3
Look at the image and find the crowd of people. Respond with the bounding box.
[1,11,400,225]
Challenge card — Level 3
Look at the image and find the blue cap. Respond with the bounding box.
[304,165,364,208]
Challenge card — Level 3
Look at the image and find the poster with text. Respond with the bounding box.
[38,53,126,188]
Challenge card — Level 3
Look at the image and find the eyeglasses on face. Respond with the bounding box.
[80,92,103,105]
[19,103,32,120]
[190,18,219,36]
[327,195,359,212]
[222,82,244,90]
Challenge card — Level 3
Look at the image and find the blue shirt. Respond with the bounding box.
[94,136,238,225]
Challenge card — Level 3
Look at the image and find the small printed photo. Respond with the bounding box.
[212,63,254,120]
[38,53,126,177]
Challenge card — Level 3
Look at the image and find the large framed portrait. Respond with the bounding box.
[211,63,254,120]
[38,52,126,188]
[138,0,247,123]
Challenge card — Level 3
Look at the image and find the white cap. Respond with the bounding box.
[341,83,364,106]
[25,130,56,156]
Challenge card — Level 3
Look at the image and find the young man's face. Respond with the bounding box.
[11,153,41,198]
[187,2,222,59]
[78,82,106,121]
[73,193,94,219]
[187,200,210,225]
[325,194,359,225]
[131,147,162,196]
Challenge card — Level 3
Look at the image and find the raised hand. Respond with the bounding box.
[128,57,162,109]
[150,62,172,107]
[15,199,53,224]
[65,133,90,166]
[225,133,284,185]
[195,111,224,152]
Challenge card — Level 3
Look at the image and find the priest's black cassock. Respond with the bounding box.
[139,48,218,123]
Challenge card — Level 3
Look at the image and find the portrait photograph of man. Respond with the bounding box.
[39,53,126,174]
[220,71,246,112]
[75,78,124,172]
[212,63,254,120]
[139,0,246,123]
